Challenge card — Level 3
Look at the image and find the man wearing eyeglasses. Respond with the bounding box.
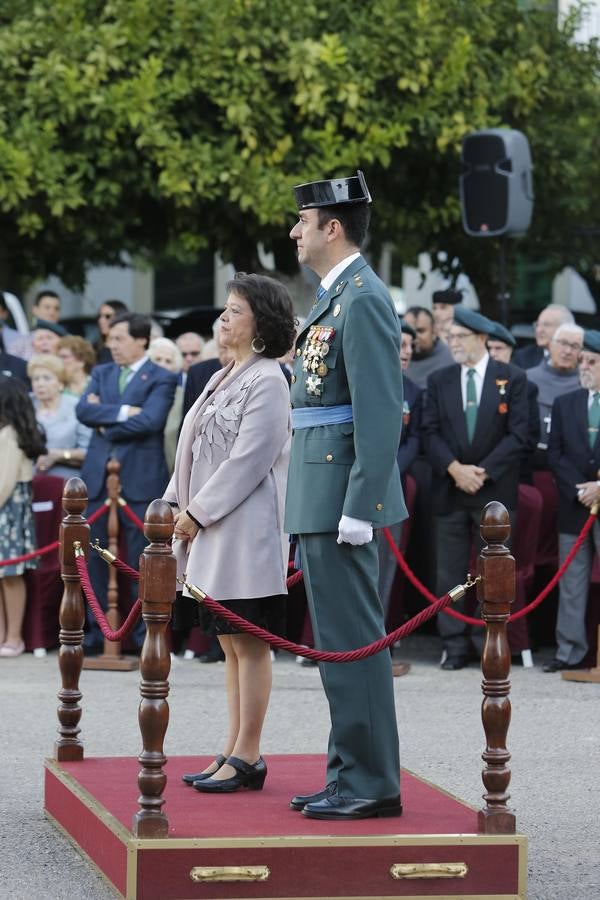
[546,330,600,672]
[512,303,575,370]
[526,322,583,468]
[175,332,204,389]
[423,306,529,669]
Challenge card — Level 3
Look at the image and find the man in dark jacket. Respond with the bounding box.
[545,329,600,672]
[423,306,529,669]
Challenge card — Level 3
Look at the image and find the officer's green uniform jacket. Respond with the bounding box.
[284,255,407,534]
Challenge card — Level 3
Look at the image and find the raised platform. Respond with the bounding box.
[44,755,527,899]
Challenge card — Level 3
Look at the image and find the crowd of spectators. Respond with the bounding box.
[0,286,598,674]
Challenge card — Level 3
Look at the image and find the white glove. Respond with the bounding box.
[337,515,373,546]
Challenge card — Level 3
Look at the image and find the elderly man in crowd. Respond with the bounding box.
[404,306,454,391]
[546,330,600,672]
[512,303,574,370]
[423,306,529,670]
[175,331,204,389]
[526,321,583,467]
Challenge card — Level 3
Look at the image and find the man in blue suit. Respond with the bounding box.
[76,313,177,651]
[546,329,600,672]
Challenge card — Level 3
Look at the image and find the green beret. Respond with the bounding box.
[487,320,516,347]
[34,318,67,337]
[400,320,416,339]
[432,289,462,306]
[452,305,494,335]
[583,329,600,354]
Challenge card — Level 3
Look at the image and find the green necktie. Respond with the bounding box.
[118,366,131,394]
[588,392,600,447]
[465,368,478,442]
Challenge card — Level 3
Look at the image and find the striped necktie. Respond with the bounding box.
[465,368,478,442]
[588,392,600,447]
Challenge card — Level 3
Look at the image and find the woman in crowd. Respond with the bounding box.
[166,272,295,793]
[0,375,46,657]
[148,337,184,475]
[95,299,128,363]
[56,335,96,397]
[28,355,91,479]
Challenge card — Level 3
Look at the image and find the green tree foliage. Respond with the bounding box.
[0,0,598,308]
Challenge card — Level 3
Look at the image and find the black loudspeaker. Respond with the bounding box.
[460,129,534,237]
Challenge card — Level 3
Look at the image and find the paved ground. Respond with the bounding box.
[1,634,598,899]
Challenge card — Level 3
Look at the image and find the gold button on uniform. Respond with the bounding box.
[376,503,383,511]
[291,374,296,383]
[296,348,302,357]
[326,453,334,462]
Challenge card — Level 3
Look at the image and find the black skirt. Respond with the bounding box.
[173,591,287,638]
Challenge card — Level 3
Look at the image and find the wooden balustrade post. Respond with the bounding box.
[55,477,90,761]
[84,458,138,671]
[132,499,176,838]
[477,501,516,835]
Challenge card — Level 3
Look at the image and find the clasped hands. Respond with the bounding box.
[576,481,600,509]
[173,510,200,542]
[448,460,488,495]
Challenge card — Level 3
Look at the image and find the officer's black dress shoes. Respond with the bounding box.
[441,655,470,671]
[301,795,402,820]
[542,657,584,673]
[182,754,226,785]
[290,781,337,811]
[193,756,267,792]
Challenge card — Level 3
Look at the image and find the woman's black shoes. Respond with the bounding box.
[182,754,227,785]
[193,756,267,792]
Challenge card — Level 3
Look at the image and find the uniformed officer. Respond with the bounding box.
[285,171,406,820]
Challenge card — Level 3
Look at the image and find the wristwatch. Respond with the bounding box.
[63,450,72,462]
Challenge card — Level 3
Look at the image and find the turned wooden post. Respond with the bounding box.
[83,458,137,671]
[478,500,516,835]
[55,477,90,761]
[132,499,176,838]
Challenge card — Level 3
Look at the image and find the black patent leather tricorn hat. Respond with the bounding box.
[293,169,372,210]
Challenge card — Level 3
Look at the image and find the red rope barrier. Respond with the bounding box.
[184,582,455,662]
[111,556,140,581]
[0,501,108,568]
[80,545,454,660]
[383,511,598,627]
[119,501,145,531]
[75,555,142,641]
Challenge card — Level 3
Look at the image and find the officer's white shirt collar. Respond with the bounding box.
[460,351,489,407]
[320,252,361,293]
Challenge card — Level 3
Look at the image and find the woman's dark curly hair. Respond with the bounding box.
[0,375,46,460]
[226,272,296,359]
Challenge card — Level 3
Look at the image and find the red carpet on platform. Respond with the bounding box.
[45,754,527,899]
[58,754,476,837]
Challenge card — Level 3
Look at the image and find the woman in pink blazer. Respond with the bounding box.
[165,273,295,793]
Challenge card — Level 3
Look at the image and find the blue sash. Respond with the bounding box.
[291,404,353,429]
